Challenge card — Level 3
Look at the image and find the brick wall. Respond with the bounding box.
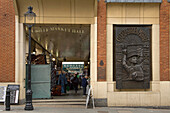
[0,0,15,82]
[97,0,106,81]
[160,0,170,81]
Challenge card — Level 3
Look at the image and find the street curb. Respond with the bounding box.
[109,106,170,109]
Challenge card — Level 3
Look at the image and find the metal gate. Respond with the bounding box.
[26,64,51,99]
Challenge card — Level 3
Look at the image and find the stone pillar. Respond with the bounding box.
[160,0,170,81]
[97,0,107,81]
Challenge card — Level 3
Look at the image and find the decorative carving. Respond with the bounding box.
[100,60,104,66]
[122,47,144,81]
[114,25,151,89]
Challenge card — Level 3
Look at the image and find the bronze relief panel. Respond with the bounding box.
[113,25,152,89]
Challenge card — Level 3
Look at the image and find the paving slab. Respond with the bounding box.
[0,105,170,113]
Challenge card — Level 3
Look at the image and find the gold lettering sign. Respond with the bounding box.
[34,27,85,34]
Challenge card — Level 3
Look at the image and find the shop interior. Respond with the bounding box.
[25,24,90,100]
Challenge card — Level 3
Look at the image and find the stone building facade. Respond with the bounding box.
[1,0,170,107]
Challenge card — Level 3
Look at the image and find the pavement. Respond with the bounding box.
[1,105,170,113]
[1,90,170,113]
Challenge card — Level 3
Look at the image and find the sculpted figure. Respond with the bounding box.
[122,48,144,81]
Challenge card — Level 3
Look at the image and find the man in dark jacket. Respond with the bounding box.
[81,75,88,96]
[72,73,79,94]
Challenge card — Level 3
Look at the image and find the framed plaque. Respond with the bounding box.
[0,86,7,102]
[113,25,152,89]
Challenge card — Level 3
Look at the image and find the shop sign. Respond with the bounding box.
[34,27,85,34]
[7,85,20,104]
[63,64,84,69]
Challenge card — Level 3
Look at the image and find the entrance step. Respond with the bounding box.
[32,99,86,105]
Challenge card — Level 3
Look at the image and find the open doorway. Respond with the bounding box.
[25,24,90,101]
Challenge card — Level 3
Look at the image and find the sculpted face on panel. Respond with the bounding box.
[122,47,144,81]
[114,25,152,89]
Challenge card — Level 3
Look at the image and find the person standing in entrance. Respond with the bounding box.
[81,75,88,96]
[72,72,79,94]
[58,70,67,95]
[86,76,90,95]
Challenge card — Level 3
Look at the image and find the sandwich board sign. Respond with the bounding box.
[0,86,7,103]
[7,85,20,104]
[85,87,95,109]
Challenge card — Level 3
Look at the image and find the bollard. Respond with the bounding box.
[5,89,10,111]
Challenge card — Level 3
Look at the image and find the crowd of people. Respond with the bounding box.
[53,70,90,96]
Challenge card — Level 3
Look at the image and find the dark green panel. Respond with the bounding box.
[26,64,51,99]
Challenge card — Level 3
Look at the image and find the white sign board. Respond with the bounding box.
[85,87,91,108]
[0,86,7,102]
[85,87,95,109]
